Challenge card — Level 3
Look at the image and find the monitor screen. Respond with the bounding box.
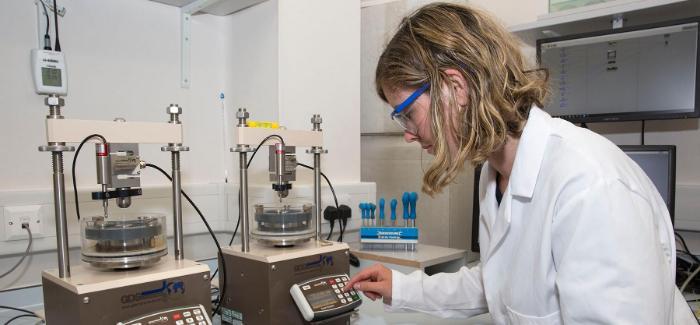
[470,145,676,253]
[537,18,700,123]
[619,145,676,223]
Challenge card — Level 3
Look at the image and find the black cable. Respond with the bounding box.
[0,226,32,279]
[296,163,341,241]
[71,134,106,221]
[52,0,60,52]
[676,231,700,265]
[326,222,334,241]
[338,215,346,242]
[210,134,285,280]
[145,163,225,319]
[248,134,285,165]
[38,0,51,50]
[641,120,645,145]
[210,215,238,281]
[0,306,36,316]
[3,313,40,325]
[296,163,338,209]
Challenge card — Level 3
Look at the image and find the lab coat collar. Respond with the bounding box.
[508,106,552,199]
[479,106,552,262]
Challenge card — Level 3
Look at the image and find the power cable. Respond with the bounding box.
[0,226,32,279]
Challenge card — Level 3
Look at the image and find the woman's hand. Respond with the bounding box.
[344,263,393,304]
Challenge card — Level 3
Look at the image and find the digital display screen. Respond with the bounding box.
[539,22,698,122]
[307,290,336,310]
[624,151,671,206]
[41,67,62,87]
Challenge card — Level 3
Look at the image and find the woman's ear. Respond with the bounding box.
[442,68,469,107]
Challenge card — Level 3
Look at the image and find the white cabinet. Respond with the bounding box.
[150,0,268,15]
[511,0,699,47]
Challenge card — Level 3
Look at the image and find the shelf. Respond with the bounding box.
[150,0,267,16]
[510,0,700,46]
[148,0,269,88]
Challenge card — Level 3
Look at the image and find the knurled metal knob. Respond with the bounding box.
[236,108,250,119]
[45,96,65,107]
[166,104,183,115]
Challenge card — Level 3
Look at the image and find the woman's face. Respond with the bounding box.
[384,86,437,154]
[383,77,464,156]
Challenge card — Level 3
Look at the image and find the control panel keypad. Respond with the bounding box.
[118,304,211,325]
[315,277,360,306]
[292,273,363,322]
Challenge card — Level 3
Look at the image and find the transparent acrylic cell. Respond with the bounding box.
[251,202,315,246]
[81,214,167,269]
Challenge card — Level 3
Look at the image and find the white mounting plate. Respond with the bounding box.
[233,127,323,147]
[45,119,183,144]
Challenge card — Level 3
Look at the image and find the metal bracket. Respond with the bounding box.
[180,0,223,88]
[612,13,624,29]
[161,145,190,152]
[306,148,328,154]
[180,12,192,88]
[38,144,75,152]
[231,145,255,153]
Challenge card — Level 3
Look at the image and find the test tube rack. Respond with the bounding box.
[359,192,419,251]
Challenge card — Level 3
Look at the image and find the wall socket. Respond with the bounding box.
[3,205,43,241]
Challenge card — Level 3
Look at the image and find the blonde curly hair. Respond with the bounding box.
[376,2,548,195]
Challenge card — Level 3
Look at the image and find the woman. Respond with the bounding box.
[345,3,696,324]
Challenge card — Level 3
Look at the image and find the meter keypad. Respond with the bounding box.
[291,273,363,322]
[118,304,211,325]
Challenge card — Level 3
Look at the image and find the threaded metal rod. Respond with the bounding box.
[51,152,70,278]
[239,152,250,252]
[172,152,184,260]
[313,153,322,241]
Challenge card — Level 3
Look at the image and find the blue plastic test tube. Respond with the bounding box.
[402,192,410,227]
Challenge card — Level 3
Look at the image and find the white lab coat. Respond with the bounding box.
[386,107,697,324]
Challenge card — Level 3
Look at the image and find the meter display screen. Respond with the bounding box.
[41,67,62,87]
[307,290,337,309]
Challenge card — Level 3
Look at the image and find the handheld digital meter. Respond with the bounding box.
[31,49,67,95]
[290,273,362,322]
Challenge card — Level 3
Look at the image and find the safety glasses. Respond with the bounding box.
[390,83,429,133]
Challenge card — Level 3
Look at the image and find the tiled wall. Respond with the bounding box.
[360,0,479,254]
[361,135,476,252]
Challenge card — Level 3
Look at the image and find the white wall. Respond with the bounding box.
[1,0,229,191]
[0,0,371,293]
[278,0,362,184]
[0,0,232,292]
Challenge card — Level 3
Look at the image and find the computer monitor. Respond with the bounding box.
[537,17,700,123]
[619,145,676,223]
[470,145,676,253]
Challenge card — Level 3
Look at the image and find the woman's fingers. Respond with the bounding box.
[344,264,393,302]
[353,280,390,298]
[344,264,383,291]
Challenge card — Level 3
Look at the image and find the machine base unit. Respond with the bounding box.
[42,257,212,324]
[220,240,353,325]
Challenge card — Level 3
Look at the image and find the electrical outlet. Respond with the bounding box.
[3,205,43,241]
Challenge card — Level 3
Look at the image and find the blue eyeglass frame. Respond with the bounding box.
[390,83,430,117]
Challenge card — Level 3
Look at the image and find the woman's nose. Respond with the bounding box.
[404,131,418,143]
